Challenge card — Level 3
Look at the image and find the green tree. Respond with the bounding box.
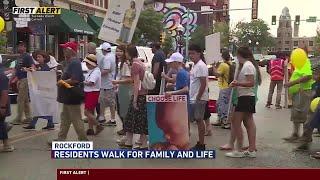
[213,22,230,48]
[162,35,173,56]
[132,8,164,45]
[233,19,275,53]
[189,26,211,50]
[0,32,7,54]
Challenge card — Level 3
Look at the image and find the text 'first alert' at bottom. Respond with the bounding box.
[52,150,216,159]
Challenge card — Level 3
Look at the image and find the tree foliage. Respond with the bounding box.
[233,19,275,51]
[162,35,173,56]
[189,26,211,50]
[132,8,164,45]
[315,29,320,56]
[213,22,230,48]
[0,33,7,54]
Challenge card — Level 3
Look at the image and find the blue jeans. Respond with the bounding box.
[30,116,54,127]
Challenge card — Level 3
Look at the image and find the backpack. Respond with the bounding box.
[142,70,156,90]
[227,62,236,84]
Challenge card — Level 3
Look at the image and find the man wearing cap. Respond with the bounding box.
[98,42,117,126]
[54,41,88,141]
[11,41,35,125]
[164,52,190,97]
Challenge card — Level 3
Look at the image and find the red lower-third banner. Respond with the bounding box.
[57,169,320,180]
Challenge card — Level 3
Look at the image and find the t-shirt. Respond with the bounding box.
[289,60,314,94]
[100,53,116,90]
[119,62,131,79]
[151,49,166,95]
[37,64,50,71]
[132,59,147,95]
[84,67,101,92]
[0,71,10,117]
[57,58,84,105]
[175,68,189,96]
[15,53,34,80]
[189,60,209,102]
[237,61,256,97]
[217,62,230,89]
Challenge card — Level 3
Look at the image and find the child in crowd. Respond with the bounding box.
[24,51,54,130]
[83,54,104,136]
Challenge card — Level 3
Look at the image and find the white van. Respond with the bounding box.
[82,46,154,72]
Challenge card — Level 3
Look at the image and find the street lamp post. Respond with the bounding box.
[176,24,185,54]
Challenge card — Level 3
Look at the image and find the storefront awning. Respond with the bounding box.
[56,9,96,35]
[87,15,104,32]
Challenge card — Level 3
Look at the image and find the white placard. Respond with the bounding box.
[205,32,221,65]
[98,0,144,45]
[27,71,59,123]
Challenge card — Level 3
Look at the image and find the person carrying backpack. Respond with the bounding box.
[212,50,234,129]
[266,52,287,109]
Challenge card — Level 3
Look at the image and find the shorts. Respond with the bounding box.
[189,100,207,122]
[84,91,100,111]
[235,96,256,113]
[99,89,116,107]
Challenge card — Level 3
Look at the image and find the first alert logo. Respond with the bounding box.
[12,7,61,15]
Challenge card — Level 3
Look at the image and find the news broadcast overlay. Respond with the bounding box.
[98,0,144,44]
[147,95,189,150]
[51,142,215,159]
[12,7,60,27]
[27,72,59,123]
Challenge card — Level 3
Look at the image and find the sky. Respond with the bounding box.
[229,0,320,37]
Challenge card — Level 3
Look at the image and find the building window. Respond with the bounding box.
[85,0,93,4]
[285,41,290,45]
[286,22,290,28]
[309,41,314,46]
[278,41,281,44]
[294,41,298,46]
[277,32,281,37]
[104,0,108,9]
[288,33,291,37]
[285,48,289,51]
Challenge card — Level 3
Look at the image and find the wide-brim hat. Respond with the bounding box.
[83,54,97,67]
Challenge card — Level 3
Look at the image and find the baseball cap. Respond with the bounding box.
[59,41,78,52]
[100,42,111,51]
[83,54,97,67]
[165,52,184,63]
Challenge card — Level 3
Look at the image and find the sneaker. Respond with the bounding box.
[11,120,22,125]
[283,135,299,142]
[42,125,55,130]
[225,151,246,158]
[275,105,282,109]
[103,120,117,127]
[310,152,320,159]
[86,129,95,136]
[82,118,88,123]
[23,125,36,130]
[212,121,222,126]
[294,143,310,151]
[117,136,127,146]
[191,142,206,150]
[2,145,14,152]
[95,125,104,135]
[117,129,125,136]
[22,118,32,124]
[244,150,257,158]
[265,103,271,108]
[222,123,231,129]
[98,119,106,124]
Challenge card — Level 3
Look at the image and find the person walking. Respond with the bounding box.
[23,50,55,130]
[112,45,133,136]
[51,41,88,142]
[150,43,166,95]
[11,41,35,125]
[188,44,209,150]
[98,42,117,126]
[225,47,261,158]
[83,54,104,136]
[119,45,148,149]
[212,50,233,129]
[266,53,286,109]
[0,59,14,152]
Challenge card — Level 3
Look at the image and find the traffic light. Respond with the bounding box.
[272,15,276,25]
[160,32,166,43]
[295,15,300,25]
[251,0,258,20]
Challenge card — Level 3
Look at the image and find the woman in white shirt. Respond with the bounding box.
[226,47,262,158]
[112,45,133,136]
[83,54,104,136]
